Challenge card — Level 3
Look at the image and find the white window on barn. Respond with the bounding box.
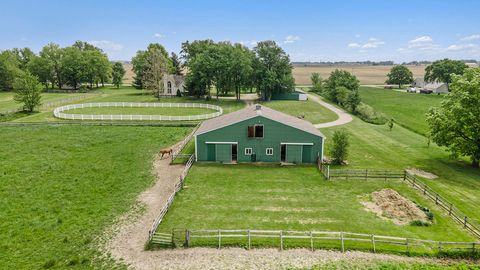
[245,148,253,155]
[266,148,273,155]
[247,125,264,138]
[167,81,172,94]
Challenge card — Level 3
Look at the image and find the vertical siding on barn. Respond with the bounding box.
[215,144,232,163]
[286,145,303,163]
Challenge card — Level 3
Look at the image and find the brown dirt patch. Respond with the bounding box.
[362,189,428,225]
[406,168,438,180]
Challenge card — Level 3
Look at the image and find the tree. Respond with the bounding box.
[12,47,35,70]
[324,69,359,103]
[27,55,53,89]
[330,129,350,165]
[0,50,22,90]
[61,46,86,89]
[310,72,323,93]
[111,62,126,88]
[170,52,182,75]
[386,65,413,88]
[424,59,468,87]
[387,119,394,131]
[142,47,169,98]
[181,40,217,97]
[252,40,295,101]
[13,72,42,112]
[40,43,64,88]
[426,67,480,168]
[132,43,172,89]
[346,89,361,113]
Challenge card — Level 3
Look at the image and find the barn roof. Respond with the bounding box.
[195,104,324,137]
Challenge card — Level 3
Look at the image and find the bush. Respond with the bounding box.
[330,129,349,165]
[356,103,387,125]
[409,220,430,227]
[176,89,182,97]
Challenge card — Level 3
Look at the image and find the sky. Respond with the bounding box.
[1,0,480,63]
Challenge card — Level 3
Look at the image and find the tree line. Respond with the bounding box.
[0,41,126,91]
[131,40,295,101]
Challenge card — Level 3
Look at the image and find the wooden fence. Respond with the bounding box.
[170,125,199,163]
[403,173,480,239]
[148,154,195,241]
[178,229,480,255]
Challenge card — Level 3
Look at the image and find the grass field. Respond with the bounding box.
[261,99,338,124]
[292,64,426,85]
[0,125,190,269]
[63,106,216,116]
[157,164,474,252]
[358,86,443,135]
[320,118,480,225]
[0,91,89,113]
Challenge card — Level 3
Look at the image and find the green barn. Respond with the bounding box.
[194,104,324,164]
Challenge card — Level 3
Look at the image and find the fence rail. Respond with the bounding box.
[53,102,223,121]
[148,154,195,241]
[179,229,480,255]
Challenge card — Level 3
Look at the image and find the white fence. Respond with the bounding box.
[53,102,223,121]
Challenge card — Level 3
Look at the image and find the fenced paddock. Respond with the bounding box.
[53,102,223,121]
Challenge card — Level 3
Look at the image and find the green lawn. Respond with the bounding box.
[261,99,338,124]
[0,125,190,269]
[63,106,216,116]
[320,118,480,225]
[359,86,444,135]
[157,164,474,252]
[0,91,90,112]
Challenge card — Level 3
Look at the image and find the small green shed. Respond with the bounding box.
[194,104,324,164]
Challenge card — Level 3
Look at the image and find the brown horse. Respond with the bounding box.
[160,148,173,159]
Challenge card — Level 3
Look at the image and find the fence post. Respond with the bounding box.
[448,204,453,216]
[423,184,427,195]
[435,194,439,205]
[464,216,468,228]
[405,238,409,255]
[340,232,344,252]
[371,235,376,253]
[310,231,314,251]
[438,241,442,253]
[403,170,407,181]
[185,229,190,247]
[365,169,368,180]
[218,229,221,249]
[473,243,476,254]
[280,231,283,251]
[248,230,251,250]
[327,166,330,180]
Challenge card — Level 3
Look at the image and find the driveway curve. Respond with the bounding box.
[307,93,353,128]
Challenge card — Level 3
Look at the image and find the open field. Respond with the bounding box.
[0,91,89,113]
[157,164,474,252]
[358,86,444,135]
[0,125,190,269]
[292,64,426,85]
[261,99,338,125]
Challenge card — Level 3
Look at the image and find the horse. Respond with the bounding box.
[160,148,173,159]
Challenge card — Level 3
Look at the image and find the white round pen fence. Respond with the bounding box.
[53,102,223,121]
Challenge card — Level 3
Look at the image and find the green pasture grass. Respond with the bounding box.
[302,260,480,270]
[0,91,89,112]
[261,99,338,124]
[63,106,216,116]
[320,118,480,225]
[358,86,444,135]
[0,125,190,269]
[156,164,474,253]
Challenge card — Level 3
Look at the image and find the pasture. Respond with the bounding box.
[292,64,426,85]
[63,106,216,116]
[156,164,474,250]
[358,86,443,135]
[0,125,190,269]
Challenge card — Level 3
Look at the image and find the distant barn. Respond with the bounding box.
[194,104,324,164]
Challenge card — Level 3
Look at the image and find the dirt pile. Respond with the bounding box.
[362,189,428,225]
[406,168,438,179]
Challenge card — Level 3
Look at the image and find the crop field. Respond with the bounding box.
[358,86,443,135]
[0,125,190,269]
[292,64,426,85]
[157,164,474,249]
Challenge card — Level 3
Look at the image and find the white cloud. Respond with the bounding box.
[460,34,480,41]
[239,40,258,47]
[284,35,300,44]
[408,36,434,48]
[154,33,162,38]
[445,43,478,51]
[88,40,123,51]
[347,38,385,49]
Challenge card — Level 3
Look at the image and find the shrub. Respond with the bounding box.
[410,220,430,226]
[330,129,349,165]
[356,103,387,125]
[176,89,182,97]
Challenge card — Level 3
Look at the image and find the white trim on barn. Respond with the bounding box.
[280,142,314,146]
[205,141,239,144]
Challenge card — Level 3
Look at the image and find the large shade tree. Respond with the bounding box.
[252,40,295,101]
[386,65,413,88]
[131,43,172,89]
[427,67,480,168]
[0,50,22,90]
[13,72,42,112]
[424,59,468,86]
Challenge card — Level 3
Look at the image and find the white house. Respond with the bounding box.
[161,74,185,96]
[424,82,448,94]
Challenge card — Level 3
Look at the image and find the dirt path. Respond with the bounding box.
[307,93,353,128]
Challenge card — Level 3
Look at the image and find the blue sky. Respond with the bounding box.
[1,0,480,62]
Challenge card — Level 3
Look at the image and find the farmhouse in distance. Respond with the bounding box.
[194,104,324,164]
